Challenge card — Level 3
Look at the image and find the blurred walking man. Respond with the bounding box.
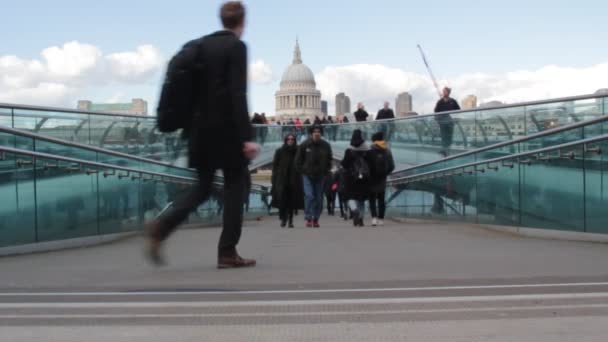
[146,1,259,269]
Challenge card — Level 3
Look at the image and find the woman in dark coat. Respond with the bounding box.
[341,129,372,226]
[271,134,304,228]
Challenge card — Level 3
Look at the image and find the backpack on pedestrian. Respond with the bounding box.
[156,38,205,136]
[370,148,390,179]
[352,152,371,182]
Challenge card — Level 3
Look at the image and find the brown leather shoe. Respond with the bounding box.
[144,220,166,266]
[217,255,257,269]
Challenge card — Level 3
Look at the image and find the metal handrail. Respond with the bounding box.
[0,125,273,184]
[0,103,156,119]
[254,92,608,127]
[2,92,606,126]
[0,146,269,194]
[0,125,185,170]
[0,145,195,181]
[390,110,608,176]
[387,134,607,185]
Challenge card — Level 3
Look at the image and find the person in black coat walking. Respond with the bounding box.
[434,87,461,155]
[146,1,259,269]
[341,129,372,226]
[368,132,395,226]
[271,134,304,228]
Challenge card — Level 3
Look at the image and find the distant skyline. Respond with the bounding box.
[1,0,607,115]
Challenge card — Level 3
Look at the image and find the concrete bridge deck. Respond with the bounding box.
[2,216,608,341]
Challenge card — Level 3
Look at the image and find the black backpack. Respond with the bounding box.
[352,152,370,182]
[156,38,205,134]
[370,148,389,178]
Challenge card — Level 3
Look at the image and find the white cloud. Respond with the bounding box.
[0,41,164,107]
[0,82,73,106]
[249,59,273,84]
[106,45,164,82]
[316,63,608,115]
[42,41,102,78]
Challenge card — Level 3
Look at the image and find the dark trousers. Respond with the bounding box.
[337,192,347,218]
[369,191,386,219]
[156,165,248,257]
[325,191,336,215]
[438,122,454,149]
[279,204,294,224]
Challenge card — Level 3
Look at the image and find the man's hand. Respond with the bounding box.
[243,142,260,160]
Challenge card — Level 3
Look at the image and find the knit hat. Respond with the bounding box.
[371,131,384,142]
[350,129,364,147]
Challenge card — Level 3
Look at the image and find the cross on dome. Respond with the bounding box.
[293,37,302,64]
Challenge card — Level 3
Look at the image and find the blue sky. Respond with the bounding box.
[1,0,607,114]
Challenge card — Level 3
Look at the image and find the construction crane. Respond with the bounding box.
[417,44,443,98]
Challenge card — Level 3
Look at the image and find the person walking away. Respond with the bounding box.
[270,134,304,228]
[295,125,333,228]
[145,1,259,269]
[368,132,395,226]
[434,87,461,156]
[376,101,395,141]
[341,129,371,227]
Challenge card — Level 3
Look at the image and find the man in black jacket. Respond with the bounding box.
[295,125,333,228]
[146,1,259,269]
[434,87,461,155]
[354,102,369,122]
[376,101,395,120]
[376,101,395,141]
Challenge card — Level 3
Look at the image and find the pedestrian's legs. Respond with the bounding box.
[156,166,215,240]
[325,191,335,215]
[357,200,365,218]
[279,204,287,224]
[288,206,294,227]
[338,192,346,218]
[369,192,379,218]
[217,166,248,257]
[348,200,359,215]
[439,122,455,150]
[378,190,386,219]
[302,176,315,220]
[313,179,325,220]
[446,122,454,147]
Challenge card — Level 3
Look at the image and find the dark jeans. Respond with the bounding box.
[369,191,386,219]
[303,176,324,220]
[156,165,248,257]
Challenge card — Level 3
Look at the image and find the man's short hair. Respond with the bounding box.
[309,125,323,135]
[220,1,246,29]
[443,87,452,94]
